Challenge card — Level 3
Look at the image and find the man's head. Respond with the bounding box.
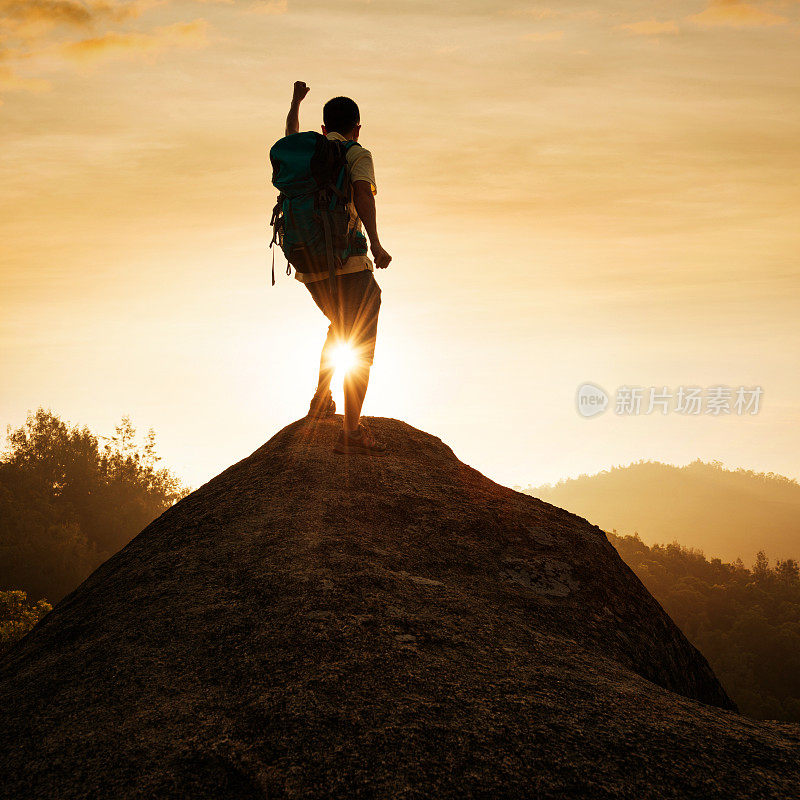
[322,96,361,140]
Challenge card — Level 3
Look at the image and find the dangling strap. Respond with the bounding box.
[269,194,283,287]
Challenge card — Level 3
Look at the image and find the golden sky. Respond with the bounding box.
[2,0,799,489]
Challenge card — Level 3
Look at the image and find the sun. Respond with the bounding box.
[331,342,357,375]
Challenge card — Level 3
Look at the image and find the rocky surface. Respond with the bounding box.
[1,416,798,798]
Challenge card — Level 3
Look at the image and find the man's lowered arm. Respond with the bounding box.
[353,180,392,270]
[285,81,309,136]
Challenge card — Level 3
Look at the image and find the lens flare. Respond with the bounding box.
[331,342,357,375]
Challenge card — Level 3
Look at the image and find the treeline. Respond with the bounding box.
[610,532,800,722]
[0,408,188,607]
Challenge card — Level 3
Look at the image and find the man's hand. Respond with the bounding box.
[371,243,392,270]
[292,81,310,104]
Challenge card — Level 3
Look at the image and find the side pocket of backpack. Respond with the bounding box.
[329,206,352,254]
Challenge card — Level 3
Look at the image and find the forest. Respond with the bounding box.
[610,532,800,721]
[0,407,187,606]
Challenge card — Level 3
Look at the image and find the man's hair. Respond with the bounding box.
[323,96,360,135]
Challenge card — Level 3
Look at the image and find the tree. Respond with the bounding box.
[753,551,770,581]
[776,559,800,585]
[0,590,52,655]
[0,408,189,603]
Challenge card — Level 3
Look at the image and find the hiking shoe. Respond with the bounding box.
[333,424,386,455]
[307,390,336,419]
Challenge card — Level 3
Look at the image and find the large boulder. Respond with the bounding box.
[1,417,798,798]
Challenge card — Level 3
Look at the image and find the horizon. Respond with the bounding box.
[2,0,799,492]
[5,405,800,498]
[522,453,800,492]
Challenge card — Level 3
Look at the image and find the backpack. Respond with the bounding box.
[268,131,368,290]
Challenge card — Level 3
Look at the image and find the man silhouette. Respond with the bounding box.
[285,81,391,455]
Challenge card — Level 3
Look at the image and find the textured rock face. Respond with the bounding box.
[1,416,799,799]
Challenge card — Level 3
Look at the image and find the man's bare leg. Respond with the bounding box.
[307,325,338,419]
[343,363,370,433]
[315,324,336,397]
[334,350,384,454]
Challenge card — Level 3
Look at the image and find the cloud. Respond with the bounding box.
[0,0,164,29]
[522,30,564,42]
[245,0,286,13]
[502,7,557,20]
[1,0,95,27]
[60,18,208,63]
[687,0,788,28]
[0,0,218,99]
[501,8,601,21]
[618,19,680,36]
[0,61,49,98]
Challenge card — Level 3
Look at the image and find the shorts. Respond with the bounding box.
[305,269,382,367]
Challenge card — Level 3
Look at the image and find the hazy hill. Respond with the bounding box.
[2,418,799,798]
[527,459,800,564]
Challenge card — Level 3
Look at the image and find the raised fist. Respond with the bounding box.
[292,81,310,103]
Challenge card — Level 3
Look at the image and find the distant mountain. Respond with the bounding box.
[9,417,798,799]
[527,460,800,564]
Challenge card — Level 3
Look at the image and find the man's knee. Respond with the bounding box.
[369,283,381,314]
[345,331,375,368]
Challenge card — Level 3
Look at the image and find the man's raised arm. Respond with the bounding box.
[285,81,310,136]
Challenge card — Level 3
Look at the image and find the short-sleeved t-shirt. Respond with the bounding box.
[294,131,377,284]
